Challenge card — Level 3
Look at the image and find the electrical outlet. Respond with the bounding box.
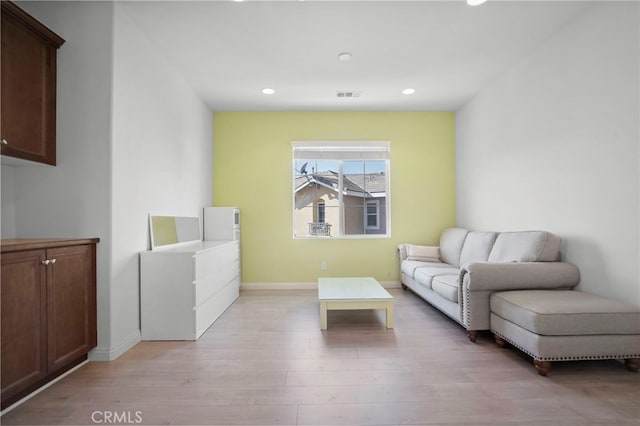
[321,261,327,271]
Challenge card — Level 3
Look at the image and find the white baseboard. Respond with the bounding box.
[89,330,141,361]
[241,280,401,290]
[0,360,89,416]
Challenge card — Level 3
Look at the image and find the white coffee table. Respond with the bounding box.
[318,277,394,330]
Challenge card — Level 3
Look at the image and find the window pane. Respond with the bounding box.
[294,160,338,237]
[343,160,386,235]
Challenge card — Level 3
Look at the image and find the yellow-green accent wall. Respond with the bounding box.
[213,112,455,284]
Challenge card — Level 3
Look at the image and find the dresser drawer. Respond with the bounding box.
[194,260,240,306]
[194,242,239,280]
[194,281,239,338]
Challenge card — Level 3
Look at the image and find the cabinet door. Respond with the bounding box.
[46,244,97,373]
[1,249,48,403]
[0,1,64,165]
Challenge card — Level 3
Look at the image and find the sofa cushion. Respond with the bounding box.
[432,274,459,303]
[406,244,440,262]
[414,266,459,289]
[401,260,451,279]
[459,231,498,269]
[439,228,469,267]
[488,231,560,263]
[490,290,640,335]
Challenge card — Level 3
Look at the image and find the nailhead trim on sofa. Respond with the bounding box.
[491,329,640,362]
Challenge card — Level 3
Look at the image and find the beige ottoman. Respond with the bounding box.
[490,290,640,376]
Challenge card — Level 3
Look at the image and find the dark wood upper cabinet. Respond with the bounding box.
[1,1,64,166]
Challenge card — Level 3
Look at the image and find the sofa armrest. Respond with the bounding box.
[462,261,580,292]
[397,244,409,261]
[459,261,580,332]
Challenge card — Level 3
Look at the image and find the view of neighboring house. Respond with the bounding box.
[294,170,387,237]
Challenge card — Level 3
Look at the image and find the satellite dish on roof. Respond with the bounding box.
[298,162,308,175]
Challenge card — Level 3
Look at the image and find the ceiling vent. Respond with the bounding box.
[336,91,362,98]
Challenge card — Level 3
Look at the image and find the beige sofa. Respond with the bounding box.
[398,228,581,341]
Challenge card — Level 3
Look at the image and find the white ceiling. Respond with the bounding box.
[120,0,592,111]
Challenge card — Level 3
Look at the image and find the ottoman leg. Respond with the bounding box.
[467,330,478,342]
[534,360,552,376]
[494,334,506,348]
[625,358,639,372]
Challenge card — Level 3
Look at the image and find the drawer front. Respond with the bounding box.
[194,242,239,280]
[194,260,240,307]
[194,281,240,338]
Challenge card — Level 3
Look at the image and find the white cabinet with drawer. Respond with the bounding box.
[140,240,240,340]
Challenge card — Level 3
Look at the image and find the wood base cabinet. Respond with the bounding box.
[1,238,98,410]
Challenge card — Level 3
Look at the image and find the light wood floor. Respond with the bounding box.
[3,289,639,425]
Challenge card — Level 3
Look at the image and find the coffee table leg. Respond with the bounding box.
[320,301,328,330]
[386,302,394,329]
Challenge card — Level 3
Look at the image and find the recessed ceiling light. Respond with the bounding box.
[402,88,416,95]
[467,0,487,5]
[337,52,352,62]
[261,88,275,95]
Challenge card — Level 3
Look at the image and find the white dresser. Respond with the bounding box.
[140,240,240,340]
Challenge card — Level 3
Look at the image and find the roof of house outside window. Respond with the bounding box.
[295,171,386,197]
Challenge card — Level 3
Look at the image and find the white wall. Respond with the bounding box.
[456,2,639,306]
[1,166,16,238]
[109,3,213,356]
[1,1,213,360]
[2,0,114,355]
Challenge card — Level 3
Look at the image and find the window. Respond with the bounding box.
[317,201,326,223]
[292,141,390,239]
[366,200,379,230]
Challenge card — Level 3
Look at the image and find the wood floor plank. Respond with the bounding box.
[2,288,639,425]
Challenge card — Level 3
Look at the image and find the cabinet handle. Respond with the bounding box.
[42,260,50,265]
[1,139,7,145]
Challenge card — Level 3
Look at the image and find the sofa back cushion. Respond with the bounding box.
[459,231,498,268]
[439,228,469,267]
[488,231,561,263]
[406,244,440,262]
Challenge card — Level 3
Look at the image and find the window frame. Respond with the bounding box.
[292,141,391,240]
